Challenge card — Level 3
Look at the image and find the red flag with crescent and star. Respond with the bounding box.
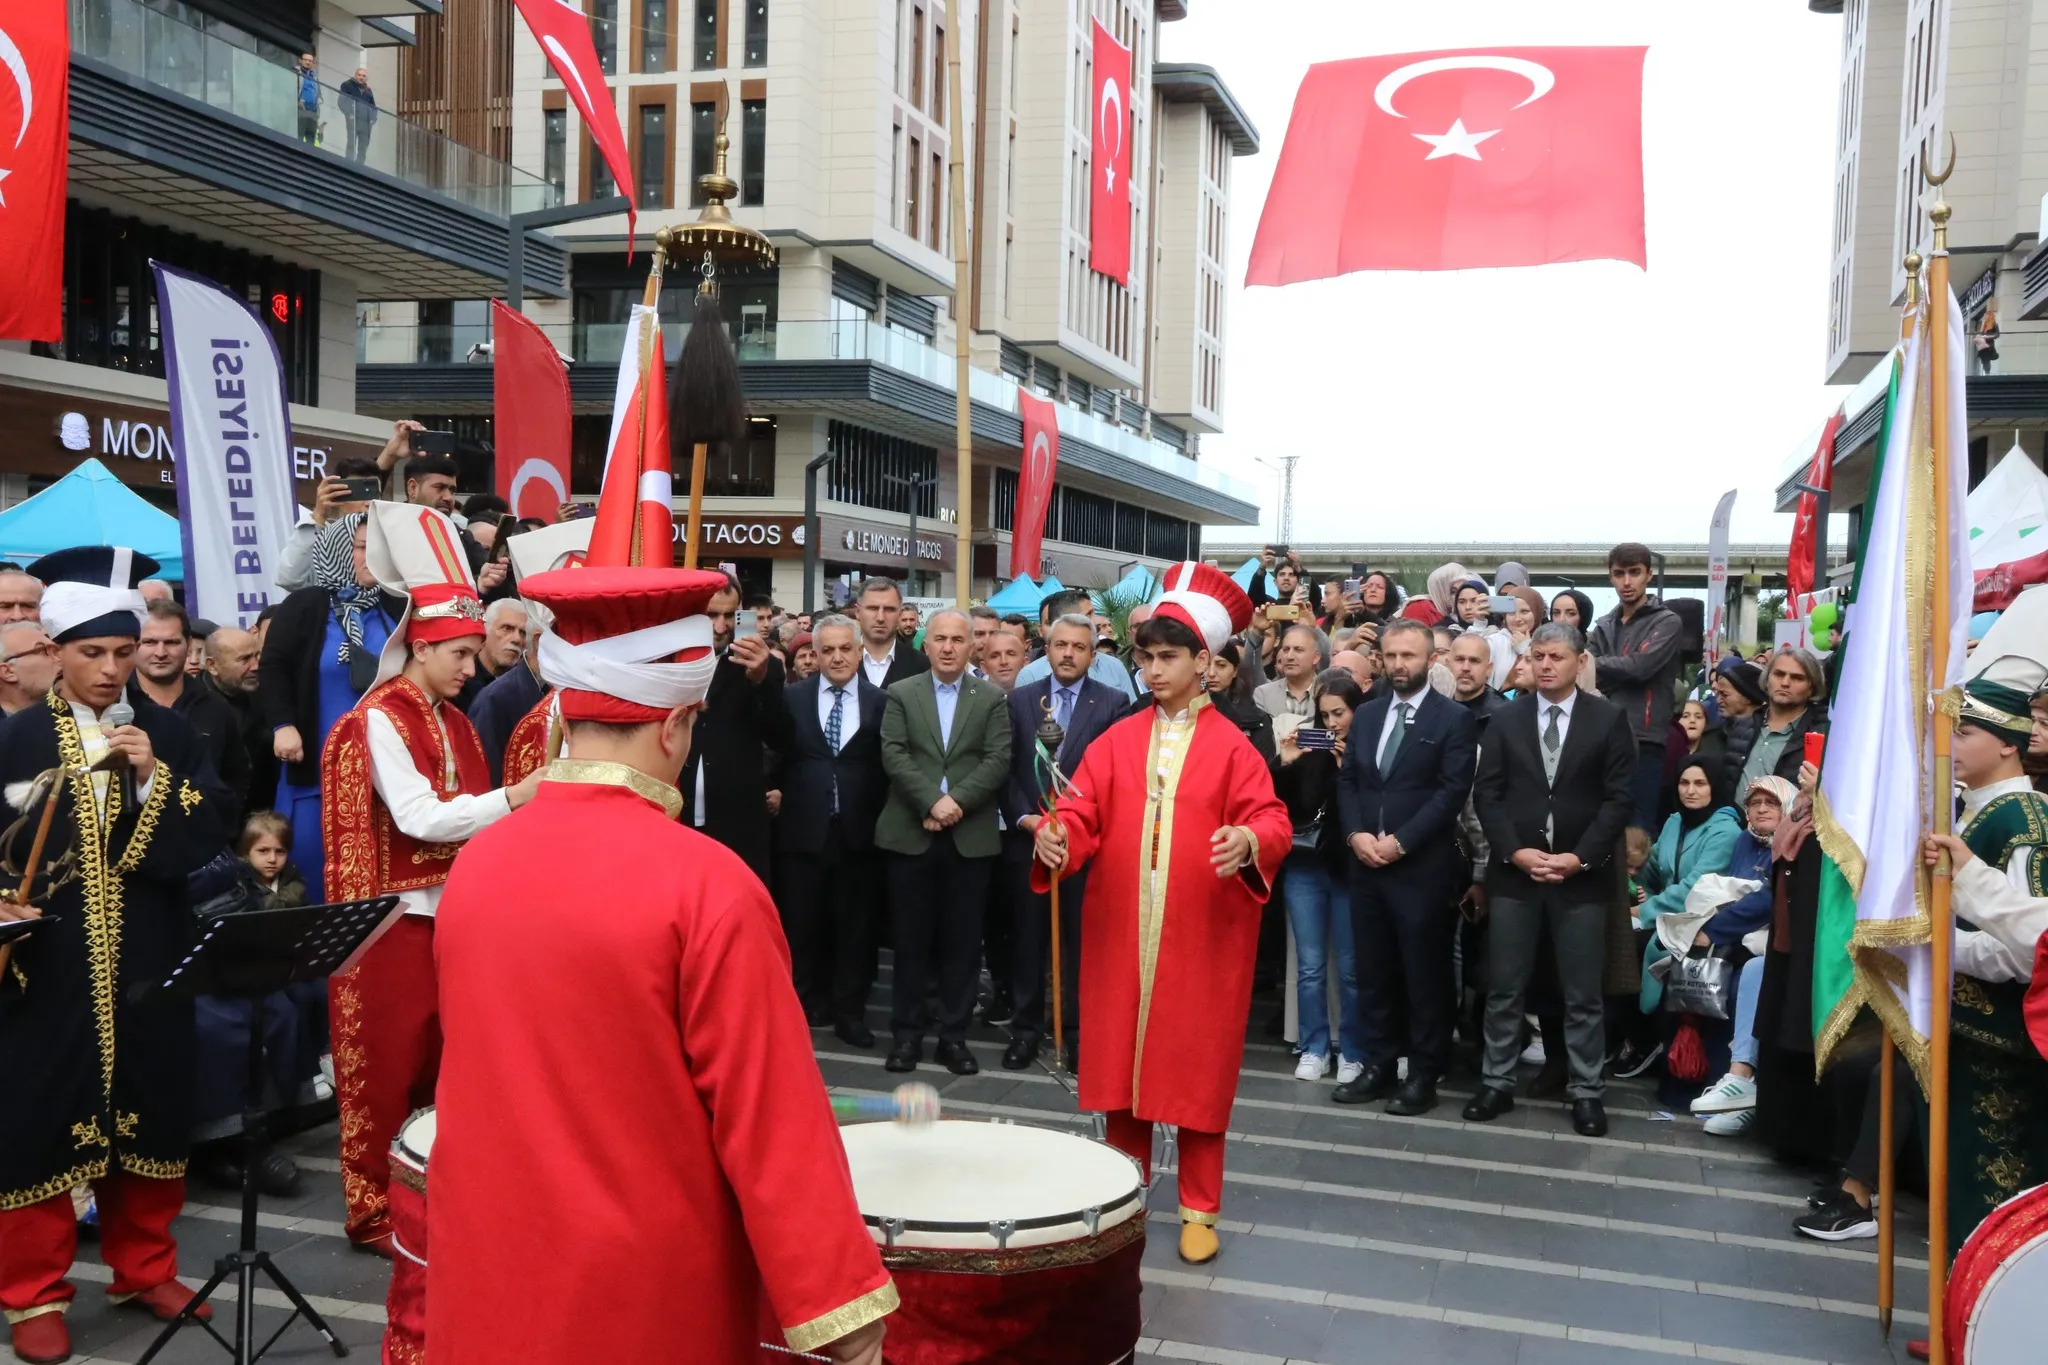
[1247,46,1647,284]
[1089,19,1133,285]
[1012,392,1060,579]
[512,0,636,244]
[0,0,68,342]
[1786,406,1843,614]
[491,300,572,524]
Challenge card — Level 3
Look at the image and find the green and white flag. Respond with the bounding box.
[1811,287,1972,1091]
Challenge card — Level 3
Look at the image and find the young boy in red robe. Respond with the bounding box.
[1033,560,1291,1266]
[321,504,541,1255]
[429,565,893,1364]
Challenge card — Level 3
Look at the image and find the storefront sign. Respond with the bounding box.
[1962,264,1999,325]
[668,513,808,558]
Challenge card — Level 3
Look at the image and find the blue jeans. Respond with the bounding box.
[1284,853,1361,1063]
[1730,955,1764,1067]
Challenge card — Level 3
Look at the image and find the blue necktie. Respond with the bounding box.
[825,686,846,753]
[1055,686,1075,730]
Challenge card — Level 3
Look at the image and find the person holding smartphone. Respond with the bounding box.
[275,421,426,593]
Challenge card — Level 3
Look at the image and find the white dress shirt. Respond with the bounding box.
[1374,684,1431,767]
[366,704,512,917]
[817,675,857,751]
[65,698,156,824]
[1533,688,1578,749]
[860,645,896,689]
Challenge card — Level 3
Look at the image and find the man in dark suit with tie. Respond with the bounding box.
[774,613,890,1046]
[1002,612,1127,1071]
[680,576,792,884]
[854,576,930,689]
[1466,621,1638,1137]
[1333,617,1478,1115]
[877,608,1013,1075]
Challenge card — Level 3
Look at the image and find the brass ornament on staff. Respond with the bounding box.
[1036,696,1070,1072]
[659,125,775,571]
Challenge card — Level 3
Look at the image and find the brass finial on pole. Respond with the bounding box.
[1922,139,1957,1365]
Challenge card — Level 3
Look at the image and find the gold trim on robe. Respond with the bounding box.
[543,758,685,821]
[783,1280,901,1353]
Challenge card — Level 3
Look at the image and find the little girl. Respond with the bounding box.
[240,811,306,910]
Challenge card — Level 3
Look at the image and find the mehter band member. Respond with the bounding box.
[430,565,893,1364]
[0,547,224,1365]
[1032,560,1291,1267]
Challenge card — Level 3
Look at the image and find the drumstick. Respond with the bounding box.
[830,1083,940,1126]
[0,771,67,982]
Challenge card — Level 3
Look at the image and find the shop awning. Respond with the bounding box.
[0,458,184,580]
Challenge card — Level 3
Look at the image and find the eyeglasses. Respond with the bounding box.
[0,643,55,664]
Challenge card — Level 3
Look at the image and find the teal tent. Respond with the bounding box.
[0,459,184,580]
[1038,575,1066,600]
[1095,564,1158,607]
[985,574,1042,613]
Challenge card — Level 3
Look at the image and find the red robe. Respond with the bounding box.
[1033,696,1291,1133]
[498,691,555,786]
[428,761,894,1363]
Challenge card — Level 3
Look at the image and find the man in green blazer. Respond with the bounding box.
[878,608,1013,1075]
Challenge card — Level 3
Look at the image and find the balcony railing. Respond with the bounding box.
[71,0,561,218]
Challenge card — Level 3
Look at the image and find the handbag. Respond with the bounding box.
[1654,945,1742,1021]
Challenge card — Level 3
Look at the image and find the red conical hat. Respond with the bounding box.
[1154,560,1253,653]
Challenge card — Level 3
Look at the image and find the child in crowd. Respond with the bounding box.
[241,811,307,910]
[1624,827,1652,912]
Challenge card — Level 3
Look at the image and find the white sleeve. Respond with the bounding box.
[1954,927,2030,984]
[1954,855,2048,969]
[366,707,512,843]
[275,524,320,594]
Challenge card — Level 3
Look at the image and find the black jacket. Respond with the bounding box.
[1471,690,1638,903]
[132,677,249,831]
[208,677,278,820]
[775,673,888,854]
[256,586,404,787]
[1456,687,1512,737]
[1270,749,1348,870]
[1210,692,1276,762]
[467,660,546,785]
[1336,687,1478,883]
[1003,675,1126,826]
[1721,703,1827,797]
[680,651,792,882]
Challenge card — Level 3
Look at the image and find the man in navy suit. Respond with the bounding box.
[774,614,891,1048]
[1334,616,1478,1115]
[1001,613,1127,1071]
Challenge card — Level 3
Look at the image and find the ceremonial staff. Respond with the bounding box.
[1034,698,1075,1074]
[0,768,71,982]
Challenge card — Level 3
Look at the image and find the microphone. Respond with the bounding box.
[99,701,137,810]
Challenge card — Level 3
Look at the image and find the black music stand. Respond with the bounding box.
[133,897,400,1365]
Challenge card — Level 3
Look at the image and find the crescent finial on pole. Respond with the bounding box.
[1923,132,1957,187]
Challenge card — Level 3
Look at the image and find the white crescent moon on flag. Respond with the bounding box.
[542,34,599,116]
[1025,430,1052,489]
[510,459,570,516]
[1373,55,1554,120]
[1099,78,1124,162]
[0,27,33,150]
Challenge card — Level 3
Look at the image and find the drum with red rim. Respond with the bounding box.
[383,1108,434,1365]
[1945,1182,2048,1363]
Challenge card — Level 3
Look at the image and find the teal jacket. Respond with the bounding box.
[1638,807,1742,928]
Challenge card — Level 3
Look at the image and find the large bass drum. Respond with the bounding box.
[839,1118,1144,1365]
[1945,1182,2048,1363]
[383,1107,435,1365]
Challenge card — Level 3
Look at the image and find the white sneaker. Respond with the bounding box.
[1335,1060,1365,1085]
[1294,1053,1330,1081]
[1703,1107,1756,1137]
[1396,1056,1409,1082]
[1690,1073,1758,1115]
[1520,1037,1547,1066]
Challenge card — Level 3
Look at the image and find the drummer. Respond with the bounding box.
[428,565,894,1364]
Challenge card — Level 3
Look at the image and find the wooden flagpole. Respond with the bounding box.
[1924,145,1958,1365]
[1877,250,1923,1338]
[946,14,972,606]
[0,774,68,983]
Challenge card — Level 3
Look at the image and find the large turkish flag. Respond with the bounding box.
[491,300,573,524]
[1089,20,1133,285]
[1247,46,1647,284]
[513,0,636,240]
[0,1,68,342]
[1011,392,1060,579]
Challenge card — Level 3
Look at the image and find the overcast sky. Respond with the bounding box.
[1157,1,1850,548]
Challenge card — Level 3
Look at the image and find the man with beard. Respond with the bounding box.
[1446,632,1510,734]
[679,576,791,883]
[134,601,249,828]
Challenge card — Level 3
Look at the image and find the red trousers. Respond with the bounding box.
[331,914,440,1247]
[1103,1110,1224,1225]
[0,1173,184,1322]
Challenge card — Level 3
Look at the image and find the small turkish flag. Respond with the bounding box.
[513,0,636,243]
[1011,393,1060,580]
[0,1,68,342]
[1089,20,1133,285]
[1247,46,1647,284]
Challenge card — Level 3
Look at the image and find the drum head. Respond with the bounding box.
[840,1120,1143,1251]
[1956,1183,2048,1364]
[397,1107,437,1166]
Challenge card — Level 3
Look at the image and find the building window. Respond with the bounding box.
[890,126,903,231]
[690,100,718,207]
[544,109,567,197]
[591,0,618,74]
[590,138,616,202]
[906,135,921,238]
[910,7,925,111]
[693,0,718,69]
[894,0,907,95]
[641,0,670,73]
[741,98,766,204]
[638,103,669,209]
[928,151,943,250]
[932,26,945,126]
[827,421,939,517]
[744,0,768,66]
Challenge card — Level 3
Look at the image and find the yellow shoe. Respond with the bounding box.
[1177,1220,1219,1265]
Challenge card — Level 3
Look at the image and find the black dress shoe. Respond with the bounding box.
[1385,1077,1437,1116]
[1527,1060,1569,1100]
[835,1019,876,1049]
[803,999,833,1028]
[254,1148,302,1198]
[979,991,1015,1026]
[1461,1087,1515,1122]
[1064,1041,1080,1076]
[936,1041,980,1076]
[884,1041,921,1073]
[1002,1036,1039,1071]
[1331,1063,1395,1105]
[1571,1099,1608,1137]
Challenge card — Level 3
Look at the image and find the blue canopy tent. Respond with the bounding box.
[1095,564,1158,608]
[1037,576,1066,601]
[985,574,1043,613]
[0,459,184,580]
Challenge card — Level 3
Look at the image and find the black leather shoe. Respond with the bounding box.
[1385,1077,1437,1116]
[1527,1060,1569,1100]
[1064,1042,1080,1076]
[1461,1087,1515,1122]
[835,1019,876,1049]
[1002,1036,1039,1071]
[1331,1063,1395,1105]
[802,999,833,1028]
[1571,1099,1608,1137]
[936,1041,980,1076]
[254,1148,303,1198]
[884,1041,921,1073]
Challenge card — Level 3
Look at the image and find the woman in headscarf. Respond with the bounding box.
[1400,561,1469,627]
[1549,589,1597,633]
[255,511,406,895]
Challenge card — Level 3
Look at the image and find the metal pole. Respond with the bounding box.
[505,195,632,312]
[803,450,837,615]
[946,17,972,606]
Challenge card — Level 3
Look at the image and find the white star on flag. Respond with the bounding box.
[0,169,11,207]
[1412,119,1499,161]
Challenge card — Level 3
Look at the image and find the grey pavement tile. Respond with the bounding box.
[1313,1302,1524,1365]
[61,1294,384,1365]
[1536,1221,1757,1291]
[1514,1334,1700,1365]
[1140,1284,1337,1361]
[1285,1145,1487,1202]
[1605,1184,1800,1237]
[1655,1286,1903,1365]
[1427,1259,1665,1339]
[1733,1241,1916,1306]
[1153,1226,1446,1306]
[1465,1169,1618,1219]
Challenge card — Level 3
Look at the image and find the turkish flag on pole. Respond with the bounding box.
[491,301,572,524]
[1011,393,1061,580]
[512,0,635,241]
[1786,407,1844,614]
[0,1,68,342]
[1247,46,1647,284]
[588,306,673,566]
[1089,20,1133,285]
